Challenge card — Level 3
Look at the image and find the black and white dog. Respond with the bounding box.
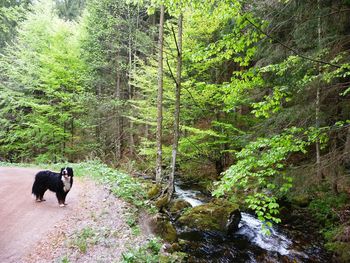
[32,167,74,207]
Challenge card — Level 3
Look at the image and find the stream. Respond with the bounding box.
[174,182,331,263]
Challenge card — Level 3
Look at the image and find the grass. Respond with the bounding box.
[121,238,162,263]
[60,255,70,263]
[70,227,97,253]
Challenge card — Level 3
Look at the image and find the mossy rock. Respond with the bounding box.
[151,214,177,243]
[326,241,350,262]
[168,199,192,218]
[290,193,311,207]
[155,194,169,209]
[178,199,240,233]
[148,184,162,199]
[159,251,187,263]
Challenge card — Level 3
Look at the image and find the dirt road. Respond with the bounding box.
[0,167,81,263]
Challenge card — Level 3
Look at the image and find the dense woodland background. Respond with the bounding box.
[1,0,350,260]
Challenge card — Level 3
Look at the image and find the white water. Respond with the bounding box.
[237,213,292,255]
[174,182,303,257]
[174,184,204,207]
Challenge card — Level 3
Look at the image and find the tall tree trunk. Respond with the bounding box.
[115,61,122,161]
[344,126,350,163]
[169,13,183,200]
[70,118,74,161]
[128,5,135,157]
[316,0,322,179]
[156,4,165,184]
[96,84,102,148]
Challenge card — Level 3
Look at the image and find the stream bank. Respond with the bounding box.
[155,180,332,263]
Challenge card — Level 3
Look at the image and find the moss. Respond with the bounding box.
[290,193,310,207]
[159,252,187,263]
[177,199,240,232]
[325,241,350,262]
[151,214,177,243]
[168,199,191,217]
[155,194,169,209]
[148,184,162,199]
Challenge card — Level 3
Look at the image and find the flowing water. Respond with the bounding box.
[174,181,330,263]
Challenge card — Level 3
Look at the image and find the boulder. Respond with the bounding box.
[177,199,240,233]
[150,213,177,242]
[147,183,162,199]
[226,209,242,235]
[168,199,192,218]
[155,194,169,209]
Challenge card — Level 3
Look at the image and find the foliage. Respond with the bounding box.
[63,160,148,208]
[0,0,31,49]
[213,127,314,224]
[308,191,349,231]
[70,227,97,253]
[55,0,86,21]
[79,0,155,162]
[0,0,89,162]
[121,238,162,263]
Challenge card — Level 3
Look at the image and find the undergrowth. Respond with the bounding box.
[308,190,350,261]
[121,238,162,263]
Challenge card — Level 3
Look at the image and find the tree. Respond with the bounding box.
[55,0,86,21]
[80,0,154,163]
[168,11,183,200]
[0,0,88,162]
[155,4,165,183]
[0,0,31,49]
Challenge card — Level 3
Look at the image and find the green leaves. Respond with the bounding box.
[213,127,313,223]
[0,0,88,162]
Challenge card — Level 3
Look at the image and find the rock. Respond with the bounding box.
[155,194,169,209]
[150,213,177,243]
[177,199,240,233]
[177,238,189,248]
[226,209,242,235]
[168,199,192,218]
[326,241,350,263]
[159,251,188,263]
[290,193,310,207]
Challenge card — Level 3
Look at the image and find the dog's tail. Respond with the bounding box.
[32,171,47,195]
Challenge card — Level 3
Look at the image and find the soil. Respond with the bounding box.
[0,167,152,263]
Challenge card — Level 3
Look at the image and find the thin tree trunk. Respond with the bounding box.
[115,68,122,161]
[316,0,322,179]
[169,13,183,200]
[156,5,165,184]
[63,121,66,158]
[70,118,74,161]
[344,126,350,165]
[96,84,102,147]
[115,60,122,161]
[128,5,135,157]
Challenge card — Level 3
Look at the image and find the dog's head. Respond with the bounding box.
[60,167,74,179]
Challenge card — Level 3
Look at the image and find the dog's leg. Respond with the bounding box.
[62,192,69,205]
[36,189,46,202]
[56,192,65,207]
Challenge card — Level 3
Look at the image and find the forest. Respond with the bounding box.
[1,0,350,262]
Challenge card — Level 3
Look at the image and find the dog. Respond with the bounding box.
[32,167,74,207]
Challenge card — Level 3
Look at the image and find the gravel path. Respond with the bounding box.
[0,167,152,263]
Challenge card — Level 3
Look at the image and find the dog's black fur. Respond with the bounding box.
[32,167,74,207]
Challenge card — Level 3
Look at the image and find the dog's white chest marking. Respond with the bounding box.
[62,176,72,192]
